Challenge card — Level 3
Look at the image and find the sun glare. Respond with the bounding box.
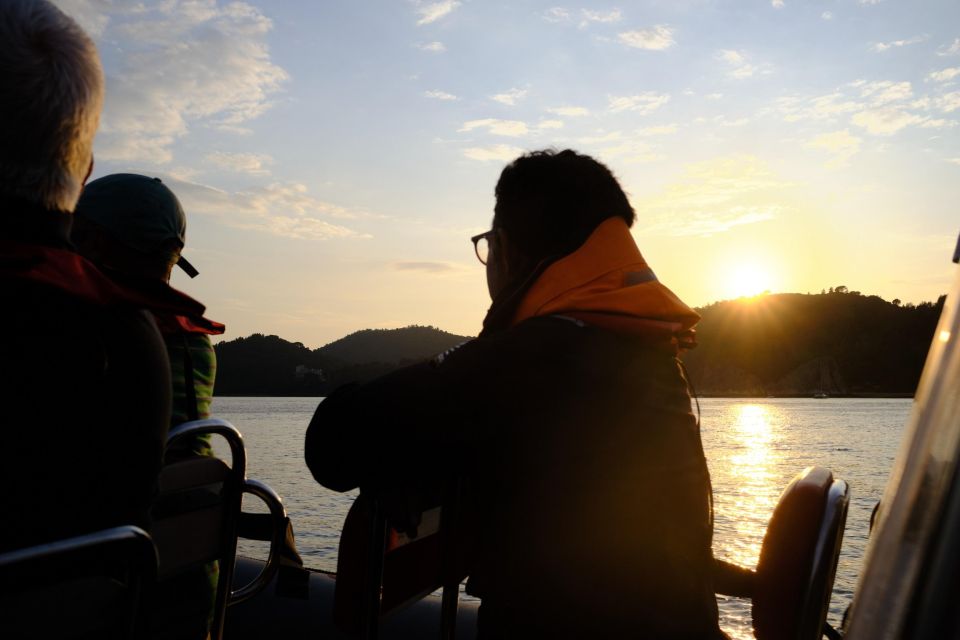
[723,261,776,300]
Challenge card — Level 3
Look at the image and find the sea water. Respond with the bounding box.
[212,396,909,640]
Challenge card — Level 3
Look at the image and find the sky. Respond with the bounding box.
[55,0,960,347]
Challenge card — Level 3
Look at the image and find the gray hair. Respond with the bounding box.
[0,0,104,212]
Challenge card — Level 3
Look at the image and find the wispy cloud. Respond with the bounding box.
[947,158,960,165]
[821,11,833,20]
[636,124,679,136]
[414,0,460,26]
[618,25,676,50]
[938,38,960,56]
[580,9,622,26]
[462,144,524,162]
[607,93,670,115]
[637,155,790,236]
[871,35,928,53]
[771,0,785,8]
[537,119,564,130]
[72,1,288,165]
[852,107,925,135]
[928,68,960,83]
[547,106,590,117]
[543,7,623,28]
[937,91,960,112]
[805,130,862,167]
[459,119,529,136]
[205,151,274,176]
[491,88,528,106]
[424,89,459,101]
[417,41,447,53]
[717,49,773,79]
[168,178,367,240]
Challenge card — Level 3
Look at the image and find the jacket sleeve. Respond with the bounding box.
[304,355,481,493]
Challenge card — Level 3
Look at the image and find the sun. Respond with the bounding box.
[723,261,776,300]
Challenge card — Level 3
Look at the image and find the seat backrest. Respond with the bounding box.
[334,482,469,640]
[0,525,157,639]
[753,466,850,640]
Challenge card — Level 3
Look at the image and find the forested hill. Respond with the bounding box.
[682,289,944,396]
[214,326,471,396]
[213,290,944,397]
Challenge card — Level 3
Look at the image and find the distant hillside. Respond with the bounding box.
[682,288,944,396]
[317,326,471,366]
[214,326,471,396]
[213,290,944,397]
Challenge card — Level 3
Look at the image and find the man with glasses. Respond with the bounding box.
[307,149,725,638]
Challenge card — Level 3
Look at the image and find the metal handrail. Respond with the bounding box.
[229,478,288,605]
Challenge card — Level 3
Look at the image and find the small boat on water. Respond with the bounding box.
[2,233,958,639]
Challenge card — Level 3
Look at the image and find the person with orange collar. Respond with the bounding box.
[306,149,725,639]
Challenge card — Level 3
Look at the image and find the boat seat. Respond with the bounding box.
[0,525,157,639]
[716,466,850,640]
[334,480,469,639]
[151,418,289,640]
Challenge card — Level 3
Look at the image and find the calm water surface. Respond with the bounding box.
[212,396,909,640]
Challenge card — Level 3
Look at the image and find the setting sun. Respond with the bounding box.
[721,261,777,300]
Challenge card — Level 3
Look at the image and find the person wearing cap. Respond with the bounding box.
[0,0,173,567]
[73,173,224,452]
[72,173,225,640]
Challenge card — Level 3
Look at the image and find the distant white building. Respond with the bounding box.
[295,364,324,380]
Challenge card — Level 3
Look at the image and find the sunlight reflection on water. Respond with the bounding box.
[213,396,909,640]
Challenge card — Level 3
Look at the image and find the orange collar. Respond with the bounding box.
[511,217,699,335]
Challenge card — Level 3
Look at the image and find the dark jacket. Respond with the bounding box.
[306,218,724,639]
[0,198,171,552]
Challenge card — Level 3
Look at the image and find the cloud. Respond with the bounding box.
[424,89,459,101]
[805,129,862,167]
[414,0,460,26]
[938,38,960,56]
[77,1,287,165]
[459,119,529,136]
[393,261,464,274]
[618,25,676,50]
[462,144,524,162]
[547,106,590,117]
[871,35,928,53]
[543,7,572,23]
[771,0,785,8]
[851,107,925,135]
[54,0,115,36]
[947,158,960,165]
[858,80,913,104]
[168,178,367,240]
[607,93,670,115]
[417,41,447,53]
[537,119,564,130]
[717,49,773,79]
[920,118,958,129]
[580,9,622,26]
[929,68,960,83]
[707,93,724,100]
[821,11,833,20]
[636,155,790,236]
[597,138,661,164]
[491,88,528,106]
[937,91,960,112]
[204,151,274,176]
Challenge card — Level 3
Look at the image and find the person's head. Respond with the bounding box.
[0,0,104,213]
[485,149,635,297]
[73,174,199,283]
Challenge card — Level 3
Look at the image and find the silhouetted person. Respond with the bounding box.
[0,0,171,554]
[306,149,726,638]
[73,174,224,640]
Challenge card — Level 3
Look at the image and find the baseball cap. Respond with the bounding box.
[74,173,199,277]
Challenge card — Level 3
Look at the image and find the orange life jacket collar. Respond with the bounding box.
[511,217,699,346]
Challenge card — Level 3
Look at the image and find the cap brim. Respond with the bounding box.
[177,255,199,278]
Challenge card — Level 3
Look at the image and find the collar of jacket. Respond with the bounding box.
[0,196,73,248]
[0,240,213,325]
[510,217,700,340]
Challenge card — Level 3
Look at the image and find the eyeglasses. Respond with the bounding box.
[471,230,495,265]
